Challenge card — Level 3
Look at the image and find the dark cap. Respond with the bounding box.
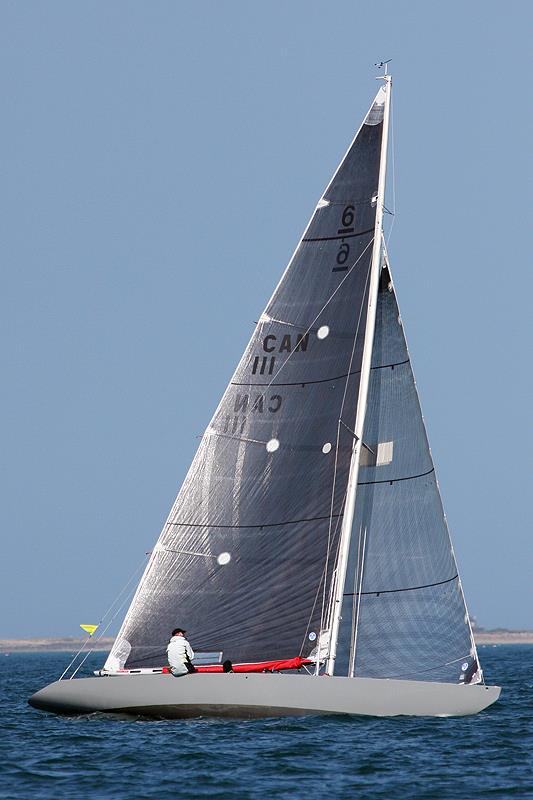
[172,627,186,636]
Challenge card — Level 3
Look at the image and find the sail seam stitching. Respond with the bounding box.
[357,466,434,486]
[165,513,343,530]
[303,226,374,242]
[230,359,410,387]
[343,573,458,597]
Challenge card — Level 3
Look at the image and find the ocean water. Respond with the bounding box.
[1,646,532,799]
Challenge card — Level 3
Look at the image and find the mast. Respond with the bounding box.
[326,73,392,676]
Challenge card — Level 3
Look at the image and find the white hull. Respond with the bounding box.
[29,673,500,719]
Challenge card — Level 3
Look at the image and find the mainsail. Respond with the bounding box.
[105,88,387,670]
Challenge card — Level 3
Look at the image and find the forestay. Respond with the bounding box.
[105,89,386,670]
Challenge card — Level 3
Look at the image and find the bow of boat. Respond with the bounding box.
[28,677,108,715]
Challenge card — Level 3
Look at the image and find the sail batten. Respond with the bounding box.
[343,572,459,597]
[231,357,411,388]
[165,513,343,530]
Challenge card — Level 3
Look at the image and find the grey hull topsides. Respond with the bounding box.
[28,673,500,719]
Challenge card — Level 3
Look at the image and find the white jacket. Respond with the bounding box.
[167,635,195,668]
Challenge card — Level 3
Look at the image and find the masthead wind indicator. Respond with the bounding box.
[374,59,392,76]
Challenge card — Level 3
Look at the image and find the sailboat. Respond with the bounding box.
[29,73,500,718]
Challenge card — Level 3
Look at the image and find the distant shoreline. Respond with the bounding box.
[0,637,116,653]
[1,632,533,653]
[474,631,533,644]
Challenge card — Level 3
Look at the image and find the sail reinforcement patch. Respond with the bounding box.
[376,441,394,465]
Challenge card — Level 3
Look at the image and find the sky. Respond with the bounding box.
[1,0,531,638]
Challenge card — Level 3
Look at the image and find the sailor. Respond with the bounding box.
[167,627,196,676]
